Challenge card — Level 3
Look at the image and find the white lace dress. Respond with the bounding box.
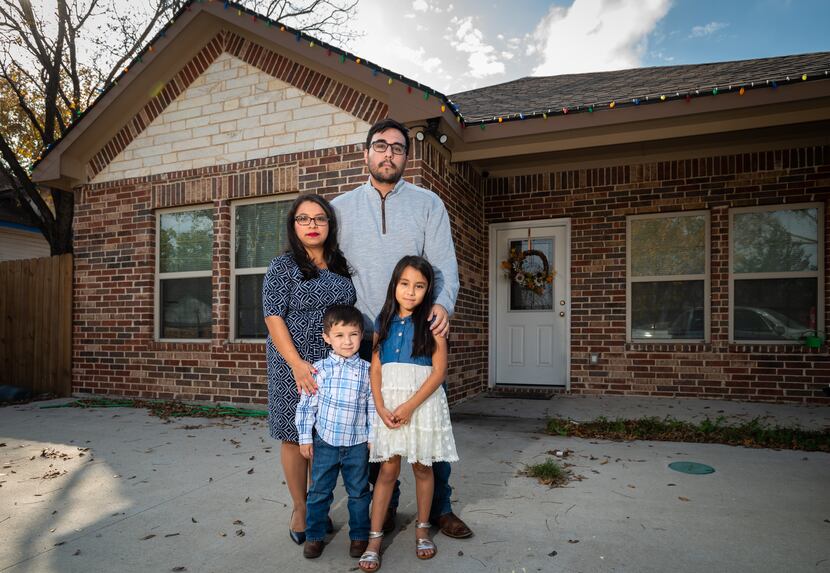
[369,362,459,466]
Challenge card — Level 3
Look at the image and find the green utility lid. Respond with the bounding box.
[668,461,715,475]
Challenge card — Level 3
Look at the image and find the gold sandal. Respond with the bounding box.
[358,530,384,572]
[415,521,436,560]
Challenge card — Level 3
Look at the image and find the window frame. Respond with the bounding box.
[626,210,711,343]
[230,193,297,342]
[155,204,214,342]
[728,202,824,344]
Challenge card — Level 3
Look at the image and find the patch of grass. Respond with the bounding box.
[524,458,570,487]
[545,416,830,452]
[42,398,267,419]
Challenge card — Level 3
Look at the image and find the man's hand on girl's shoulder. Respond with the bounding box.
[429,304,450,338]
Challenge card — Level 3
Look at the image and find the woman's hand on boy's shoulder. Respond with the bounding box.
[429,304,450,338]
[291,360,319,395]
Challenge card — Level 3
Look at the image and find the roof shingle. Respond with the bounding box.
[448,52,830,122]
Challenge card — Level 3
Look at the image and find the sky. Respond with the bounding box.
[348,0,830,95]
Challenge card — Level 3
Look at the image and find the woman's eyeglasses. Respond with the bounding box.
[294,215,329,226]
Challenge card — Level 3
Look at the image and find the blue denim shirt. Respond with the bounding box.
[376,315,432,366]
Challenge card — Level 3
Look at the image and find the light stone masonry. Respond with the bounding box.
[94,52,371,182]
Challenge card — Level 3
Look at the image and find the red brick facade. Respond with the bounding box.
[484,145,830,403]
[74,139,484,404]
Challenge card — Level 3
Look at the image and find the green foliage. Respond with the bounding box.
[545,416,829,452]
[524,458,568,487]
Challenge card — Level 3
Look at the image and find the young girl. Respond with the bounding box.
[358,256,458,573]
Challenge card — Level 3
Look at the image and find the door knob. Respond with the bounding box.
[559,311,565,317]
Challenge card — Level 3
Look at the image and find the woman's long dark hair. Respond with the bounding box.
[285,194,351,280]
[374,256,436,358]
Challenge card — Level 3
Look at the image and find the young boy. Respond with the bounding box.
[296,304,374,560]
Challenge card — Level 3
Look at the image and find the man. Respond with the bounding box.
[331,118,473,539]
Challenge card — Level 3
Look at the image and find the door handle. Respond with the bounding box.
[559,311,565,317]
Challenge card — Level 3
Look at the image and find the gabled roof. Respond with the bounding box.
[450,52,830,123]
[30,0,830,187]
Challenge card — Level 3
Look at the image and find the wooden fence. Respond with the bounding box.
[0,254,72,396]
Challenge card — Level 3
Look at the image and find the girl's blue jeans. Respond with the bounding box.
[306,433,371,541]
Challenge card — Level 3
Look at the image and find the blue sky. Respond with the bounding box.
[350,0,830,94]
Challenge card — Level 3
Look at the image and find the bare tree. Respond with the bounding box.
[0,0,359,255]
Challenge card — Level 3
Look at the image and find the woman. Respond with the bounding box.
[262,194,355,544]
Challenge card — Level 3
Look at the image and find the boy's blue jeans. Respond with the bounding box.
[306,434,371,542]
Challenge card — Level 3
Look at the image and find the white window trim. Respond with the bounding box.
[728,202,824,344]
[230,194,297,343]
[155,204,214,342]
[626,210,711,343]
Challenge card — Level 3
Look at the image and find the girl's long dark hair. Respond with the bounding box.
[374,256,436,358]
[285,194,351,280]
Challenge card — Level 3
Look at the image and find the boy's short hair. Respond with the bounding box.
[323,304,364,334]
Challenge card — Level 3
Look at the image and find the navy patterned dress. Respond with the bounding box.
[262,254,356,441]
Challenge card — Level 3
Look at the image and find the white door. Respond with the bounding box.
[492,224,568,386]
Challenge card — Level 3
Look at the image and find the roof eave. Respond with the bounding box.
[448,79,830,163]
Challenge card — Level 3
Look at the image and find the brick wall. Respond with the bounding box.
[411,141,488,402]
[484,145,830,403]
[92,30,384,183]
[74,147,367,404]
[73,140,484,405]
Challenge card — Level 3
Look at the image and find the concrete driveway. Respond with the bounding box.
[1,395,828,573]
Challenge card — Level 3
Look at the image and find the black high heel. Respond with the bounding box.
[289,510,306,545]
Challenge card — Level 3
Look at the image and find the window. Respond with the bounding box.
[730,204,823,342]
[231,196,293,340]
[156,206,213,340]
[627,211,709,342]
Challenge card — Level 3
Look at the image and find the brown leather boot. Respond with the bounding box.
[349,539,369,558]
[303,540,325,559]
[435,512,473,538]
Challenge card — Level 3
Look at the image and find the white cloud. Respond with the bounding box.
[412,0,444,13]
[530,0,671,76]
[449,16,505,78]
[689,21,728,38]
[351,0,446,87]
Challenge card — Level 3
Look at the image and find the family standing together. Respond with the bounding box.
[262,119,472,571]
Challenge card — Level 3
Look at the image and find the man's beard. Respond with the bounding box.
[369,160,404,184]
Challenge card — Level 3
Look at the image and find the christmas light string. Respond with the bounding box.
[30,0,830,172]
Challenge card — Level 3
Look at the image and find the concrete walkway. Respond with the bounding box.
[1,394,828,573]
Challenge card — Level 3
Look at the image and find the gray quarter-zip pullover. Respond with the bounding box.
[332,178,459,333]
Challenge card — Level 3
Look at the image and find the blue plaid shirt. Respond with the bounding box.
[295,352,374,446]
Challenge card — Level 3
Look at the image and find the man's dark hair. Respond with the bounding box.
[323,304,364,334]
[366,118,410,156]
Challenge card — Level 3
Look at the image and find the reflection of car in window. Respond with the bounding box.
[634,306,811,341]
[668,308,704,339]
[733,307,810,341]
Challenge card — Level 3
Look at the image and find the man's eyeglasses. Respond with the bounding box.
[370,140,407,156]
[294,215,329,226]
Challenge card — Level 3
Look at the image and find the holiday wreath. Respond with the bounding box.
[501,247,555,295]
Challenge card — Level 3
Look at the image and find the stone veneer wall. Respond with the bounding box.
[484,144,830,403]
[90,29,386,181]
